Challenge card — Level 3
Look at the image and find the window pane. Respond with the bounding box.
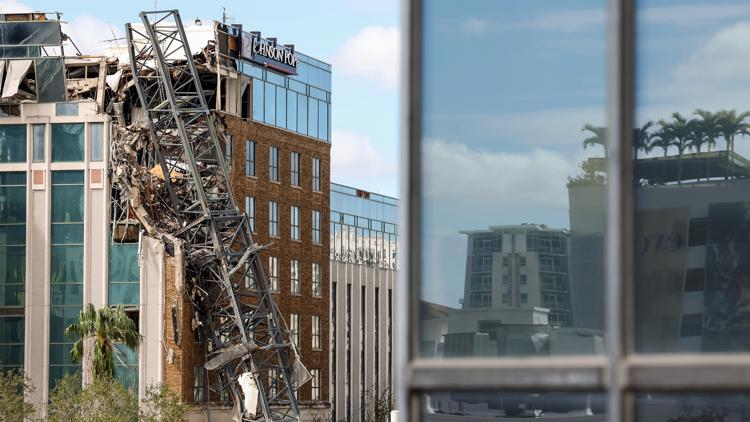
[287,90,297,132]
[32,124,44,162]
[252,78,264,121]
[264,82,275,125]
[308,98,319,138]
[418,0,607,358]
[276,85,286,128]
[635,394,750,422]
[51,123,84,162]
[90,123,103,161]
[0,125,26,163]
[633,0,750,353]
[298,94,308,135]
[421,391,606,420]
[319,102,329,142]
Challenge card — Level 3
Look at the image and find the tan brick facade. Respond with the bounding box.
[223,113,331,405]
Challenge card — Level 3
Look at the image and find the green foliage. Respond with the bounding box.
[567,159,606,187]
[47,374,139,422]
[65,303,142,381]
[139,384,187,422]
[362,386,394,422]
[0,370,35,422]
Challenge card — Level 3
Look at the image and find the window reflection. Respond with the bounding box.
[636,394,750,422]
[422,391,606,421]
[633,0,750,353]
[419,0,607,357]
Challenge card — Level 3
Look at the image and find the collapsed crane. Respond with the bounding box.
[110,10,306,421]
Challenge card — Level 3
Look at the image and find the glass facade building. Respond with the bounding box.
[330,183,398,270]
[0,172,25,372]
[242,52,331,142]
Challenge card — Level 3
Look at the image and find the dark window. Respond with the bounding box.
[269,145,279,181]
[684,268,705,292]
[688,218,708,247]
[680,313,703,338]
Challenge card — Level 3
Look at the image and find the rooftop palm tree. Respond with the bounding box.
[633,121,655,159]
[66,304,141,381]
[667,113,691,184]
[717,109,750,153]
[652,121,675,158]
[694,109,721,153]
[581,124,607,157]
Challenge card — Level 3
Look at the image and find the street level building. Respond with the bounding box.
[329,183,398,422]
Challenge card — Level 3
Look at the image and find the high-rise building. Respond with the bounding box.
[461,224,572,326]
[329,183,398,422]
[0,11,332,421]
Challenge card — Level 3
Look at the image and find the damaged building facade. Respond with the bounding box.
[0,10,331,421]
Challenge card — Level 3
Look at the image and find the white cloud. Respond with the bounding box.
[422,139,578,209]
[331,129,397,193]
[461,18,491,33]
[0,0,31,13]
[333,26,399,88]
[518,8,605,33]
[62,15,121,56]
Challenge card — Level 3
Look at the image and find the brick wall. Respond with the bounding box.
[224,113,332,404]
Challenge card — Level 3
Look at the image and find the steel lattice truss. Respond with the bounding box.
[119,10,304,421]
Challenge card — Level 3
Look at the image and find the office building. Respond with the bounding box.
[329,183,398,422]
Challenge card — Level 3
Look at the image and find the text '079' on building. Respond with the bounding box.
[0,10,332,422]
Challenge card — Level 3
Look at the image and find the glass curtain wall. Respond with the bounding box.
[49,170,84,387]
[0,172,25,372]
[405,0,750,420]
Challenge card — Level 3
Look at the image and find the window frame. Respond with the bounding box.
[291,151,300,187]
[397,1,750,421]
[246,140,256,177]
[268,201,279,237]
[291,205,300,241]
[312,157,321,192]
[269,145,279,182]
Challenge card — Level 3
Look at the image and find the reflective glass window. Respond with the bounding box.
[0,125,26,163]
[32,124,44,162]
[264,82,276,125]
[252,78,264,121]
[308,98,319,138]
[419,0,607,358]
[246,140,256,177]
[312,262,321,297]
[291,259,300,295]
[51,123,84,162]
[633,0,750,354]
[312,157,321,192]
[421,391,606,419]
[49,170,83,387]
[269,201,278,237]
[319,102,329,141]
[312,209,321,244]
[276,85,286,128]
[298,94,308,135]
[269,256,278,291]
[89,123,103,161]
[108,242,139,306]
[291,205,300,241]
[0,172,25,311]
[245,195,255,232]
[287,90,298,132]
[269,146,279,182]
[291,151,300,187]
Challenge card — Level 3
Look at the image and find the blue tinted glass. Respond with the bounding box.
[50,245,83,283]
[266,71,284,86]
[419,0,607,358]
[276,86,287,128]
[287,90,298,131]
[264,82,275,125]
[0,125,26,163]
[289,79,306,94]
[90,123,103,161]
[51,123,84,162]
[319,103,329,141]
[297,94,308,135]
[633,0,750,354]
[252,78,264,121]
[308,99,319,138]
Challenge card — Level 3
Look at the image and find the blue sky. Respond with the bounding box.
[0,0,401,197]
[419,0,750,307]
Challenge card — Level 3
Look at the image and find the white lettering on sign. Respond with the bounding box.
[251,36,298,68]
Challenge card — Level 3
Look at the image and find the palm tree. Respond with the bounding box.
[581,124,607,157]
[694,109,721,152]
[66,304,141,380]
[717,109,750,153]
[652,121,674,157]
[633,121,654,159]
[667,113,691,184]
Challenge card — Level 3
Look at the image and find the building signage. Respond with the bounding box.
[240,31,298,75]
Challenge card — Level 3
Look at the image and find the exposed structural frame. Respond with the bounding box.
[122,10,304,421]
